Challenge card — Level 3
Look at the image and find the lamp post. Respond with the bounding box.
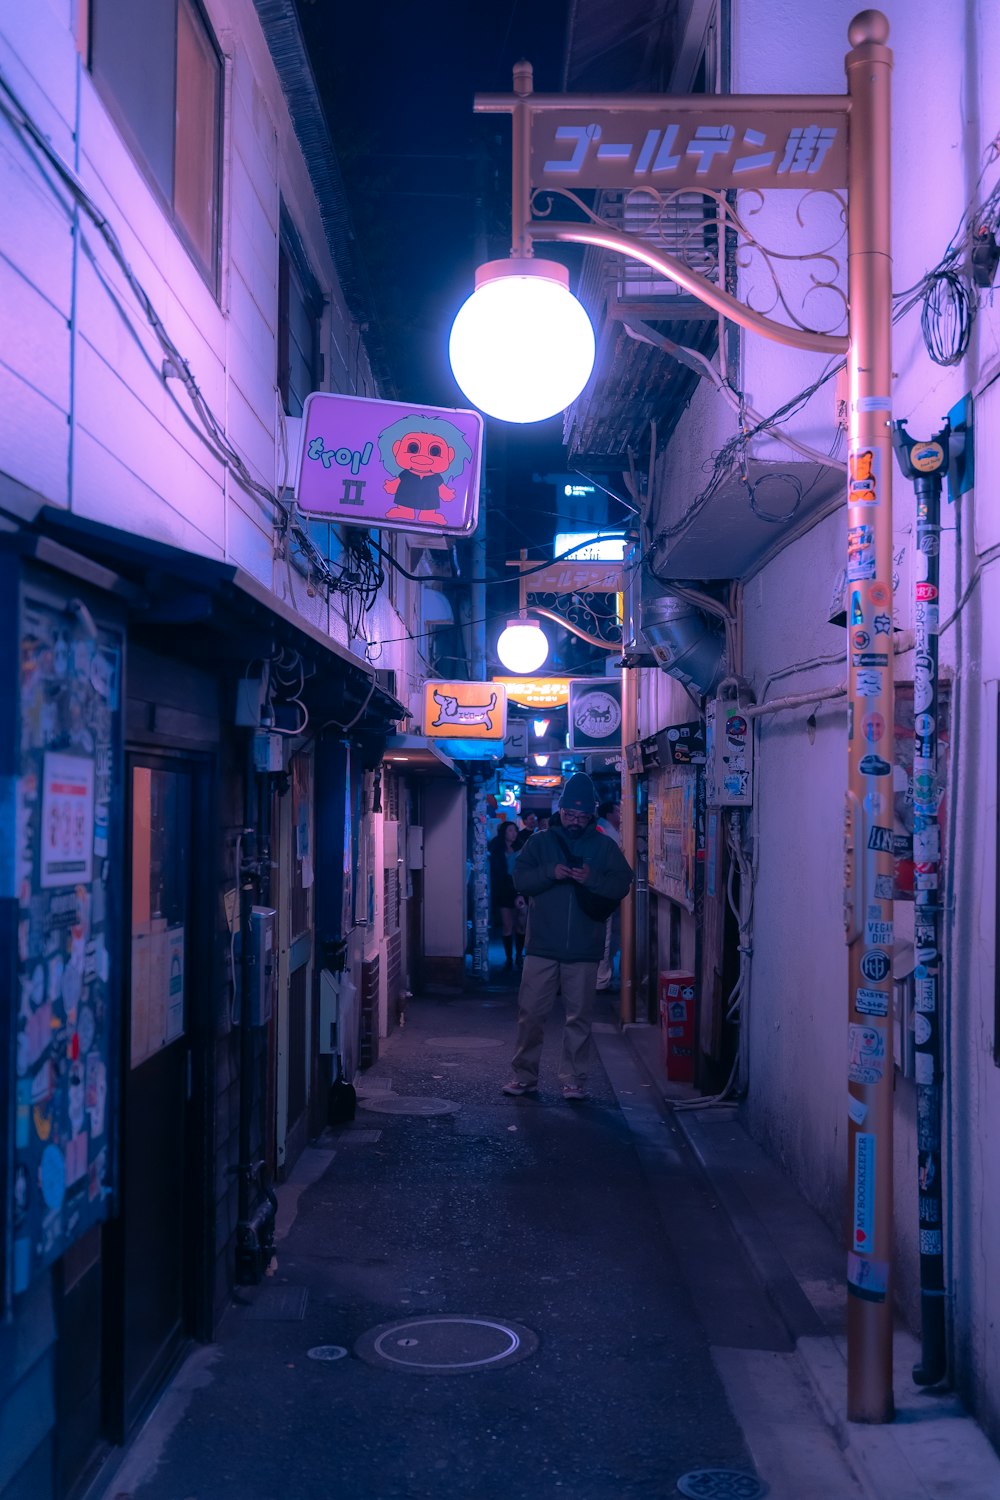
[453,13,896,1422]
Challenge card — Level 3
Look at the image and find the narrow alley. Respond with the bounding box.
[94,978,999,1500]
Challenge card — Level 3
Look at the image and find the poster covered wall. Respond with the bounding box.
[647,764,700,913]
[3,572,122,1305]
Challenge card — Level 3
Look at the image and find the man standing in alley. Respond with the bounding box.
[502,773,633,1101]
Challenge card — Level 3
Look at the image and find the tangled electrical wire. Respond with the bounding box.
[919,268,975,366]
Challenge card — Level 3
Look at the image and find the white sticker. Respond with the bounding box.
[849,1023,887,1084]
[848,1094,869,1125]
[914,1014,931,1045]
[913,826,940,861]
[865,920,894,947]
[914,978,936,1012]
[915,1051,935,1084]
[856,987,888,1017]
[853,1133,876,1253]
[855,396,892,412]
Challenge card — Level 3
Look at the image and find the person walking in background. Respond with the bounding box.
[488,820,521,971]
[595,800,623,991]
[513,812,537,850]
[502,773,633,1100]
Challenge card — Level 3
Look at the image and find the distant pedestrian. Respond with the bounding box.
[595,801,623,991]
[502,773,633,1100]
[513,812,537,850]
[488,821,522,971]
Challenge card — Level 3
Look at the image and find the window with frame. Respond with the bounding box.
[89,0,222,287]
[278,213,324,417]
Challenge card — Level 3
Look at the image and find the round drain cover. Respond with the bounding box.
[677,1471,768,1499]
[424,1036,504,1050]
[354,1315,537,1373]
[357,1095,459,1116]
[307,1345,348,1363]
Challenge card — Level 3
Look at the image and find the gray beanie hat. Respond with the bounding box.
[559,772,597,815]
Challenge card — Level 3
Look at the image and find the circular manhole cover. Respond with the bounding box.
[354,1315,538,1374]
[307,1345,348,1363]
[357,1095,459,1116]
[424,1036,504,1050]
[677,1471,768,1499]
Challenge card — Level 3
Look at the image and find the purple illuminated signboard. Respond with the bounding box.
[296,392,484,537]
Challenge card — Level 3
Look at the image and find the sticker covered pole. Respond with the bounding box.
[891,420,950,1388]
[843,9,895,1423]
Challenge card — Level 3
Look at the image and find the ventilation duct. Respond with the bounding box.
[639,592,726,698]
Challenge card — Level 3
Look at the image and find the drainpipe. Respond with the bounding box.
[235,742,277,1284]
[892,419,950,1387]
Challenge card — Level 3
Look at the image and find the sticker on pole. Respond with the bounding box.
[860,949,891,983]
[847,1251,888,1303]
[849,1023,887,1084]
[853,1131,876,1252]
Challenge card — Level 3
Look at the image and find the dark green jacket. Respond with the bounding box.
[513,814,634,963]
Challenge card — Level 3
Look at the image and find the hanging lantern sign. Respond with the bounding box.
[296,393,483,537]
[568,677,624,749]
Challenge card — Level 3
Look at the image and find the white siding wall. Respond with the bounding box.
[645,0,1000,1439]
[0,0,411,686]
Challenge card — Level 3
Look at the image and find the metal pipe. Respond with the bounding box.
[844,8,895,1424]
[475,89,852,115]
[525,221,850,356]
[619,556,640,1026]
[511,61,533,258]
[892,419,950,1388]
[235,741,259,1283]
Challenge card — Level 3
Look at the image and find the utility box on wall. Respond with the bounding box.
[659,970,696,1082]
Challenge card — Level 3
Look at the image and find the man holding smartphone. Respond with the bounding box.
[502,773,634,1101]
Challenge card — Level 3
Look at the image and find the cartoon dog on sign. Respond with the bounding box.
[431,690,497,731]
[378,414,474,527]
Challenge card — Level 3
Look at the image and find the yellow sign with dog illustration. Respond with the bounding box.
[424,681,508,740]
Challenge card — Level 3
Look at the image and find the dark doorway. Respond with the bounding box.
[105,755,205,1438]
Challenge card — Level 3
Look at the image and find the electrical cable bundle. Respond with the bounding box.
[920,268,975,366]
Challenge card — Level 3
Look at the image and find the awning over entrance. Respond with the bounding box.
[382,733,461,779]
[28,507,408,729]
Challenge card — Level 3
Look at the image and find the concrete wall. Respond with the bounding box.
[644,0,1000,1442]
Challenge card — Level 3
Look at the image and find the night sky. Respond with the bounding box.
[295,0,575,541]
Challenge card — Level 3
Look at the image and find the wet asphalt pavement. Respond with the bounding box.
[104,981,775,1500]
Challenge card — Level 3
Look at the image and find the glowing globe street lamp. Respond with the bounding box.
[496,617,549,674]
[449,259,596,424]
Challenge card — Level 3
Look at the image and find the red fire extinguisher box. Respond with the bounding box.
[659,971,696,1082]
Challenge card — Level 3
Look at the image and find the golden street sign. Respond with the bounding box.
[526,560,622,594]
[529,98,848,193]
[424,681,507,740]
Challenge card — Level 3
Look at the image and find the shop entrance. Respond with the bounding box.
[104,753,209,1438]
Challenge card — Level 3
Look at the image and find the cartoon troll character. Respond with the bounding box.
[378,414,473,526]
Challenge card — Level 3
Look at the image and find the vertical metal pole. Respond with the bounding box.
[844,9,895,1423]
[892,420,950,1387]
[910,464,947,1386]
[511,61,533,259]
[620,551,639,1026]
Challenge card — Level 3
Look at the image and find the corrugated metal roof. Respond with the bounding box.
[252,0,394,396]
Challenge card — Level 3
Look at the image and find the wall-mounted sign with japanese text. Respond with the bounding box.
[424,681,508,741]
[494,676,570,709]
[297,393,484,537]
[568,678,623,750]
[531,99,848,193]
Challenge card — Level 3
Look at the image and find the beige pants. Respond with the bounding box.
[510,955,599,1088]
